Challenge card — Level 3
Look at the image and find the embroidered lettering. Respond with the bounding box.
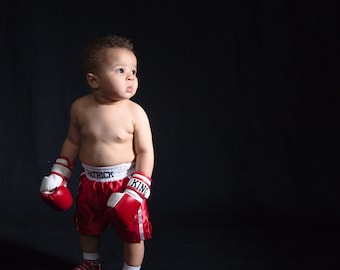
[86,169,115,179]
[129,178,149,196]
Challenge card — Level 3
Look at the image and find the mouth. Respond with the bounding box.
[126,86,134,93]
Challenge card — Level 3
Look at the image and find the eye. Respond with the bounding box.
[116,68,124,74]
[132,69,137,75]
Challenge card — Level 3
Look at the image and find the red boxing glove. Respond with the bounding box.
[40,184,73,211]
[40,157,73,211]
[106,172,151,226]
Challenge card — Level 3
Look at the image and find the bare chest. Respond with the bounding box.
[78,108,134,142]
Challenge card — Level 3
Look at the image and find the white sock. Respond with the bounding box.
[122,262,141,270]
[83,252,100,260]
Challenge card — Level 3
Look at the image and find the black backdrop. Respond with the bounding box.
[0,0,339,266]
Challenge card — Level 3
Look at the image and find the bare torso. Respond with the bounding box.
[71,95,137,167]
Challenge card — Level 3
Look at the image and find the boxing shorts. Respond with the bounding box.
[74,162,152,242]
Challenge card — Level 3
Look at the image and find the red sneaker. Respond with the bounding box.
[72,260,101,270]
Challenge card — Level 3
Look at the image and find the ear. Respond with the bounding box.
[86,73,100,90]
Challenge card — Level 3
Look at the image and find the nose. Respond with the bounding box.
[127,73,135,80]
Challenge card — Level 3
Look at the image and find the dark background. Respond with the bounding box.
[1,0,339,269]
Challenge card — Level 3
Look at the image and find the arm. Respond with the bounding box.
[106,104,154,224]
[42,100,81,185]
[58,101,81,166]
[133,104,154,177]
[39,101,80,211]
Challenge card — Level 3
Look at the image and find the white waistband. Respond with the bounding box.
[81,162,135,182]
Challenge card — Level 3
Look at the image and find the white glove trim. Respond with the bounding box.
[106,189,143,208]
[125,189,144,203]
[51,158,72,180]
[127,174,151,199]
[107,192,124,208]
[132,173,152,186]
[40,174,64,192]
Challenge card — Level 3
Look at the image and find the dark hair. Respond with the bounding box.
[80,34,134,75]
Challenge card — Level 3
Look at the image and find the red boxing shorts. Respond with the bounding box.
[74,162,152,243]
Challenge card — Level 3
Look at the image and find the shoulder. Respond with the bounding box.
[70,94,94,110]
[69,94,93,117]
[125,100,148,116]
[125,100,151,126]
[71,94,93,107]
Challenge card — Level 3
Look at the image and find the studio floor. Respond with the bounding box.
[1,210,340,269]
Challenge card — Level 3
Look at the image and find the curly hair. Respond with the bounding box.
[80,34,134,75]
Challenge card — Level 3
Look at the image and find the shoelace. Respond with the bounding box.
[73,260,101,270]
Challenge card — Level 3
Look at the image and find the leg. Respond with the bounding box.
[123,241,145,266]
[79,234,100,252]
[73,234,101,270]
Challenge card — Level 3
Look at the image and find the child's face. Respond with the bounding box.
[94,47,138,101]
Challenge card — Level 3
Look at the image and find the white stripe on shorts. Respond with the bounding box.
[137,207,145,240]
